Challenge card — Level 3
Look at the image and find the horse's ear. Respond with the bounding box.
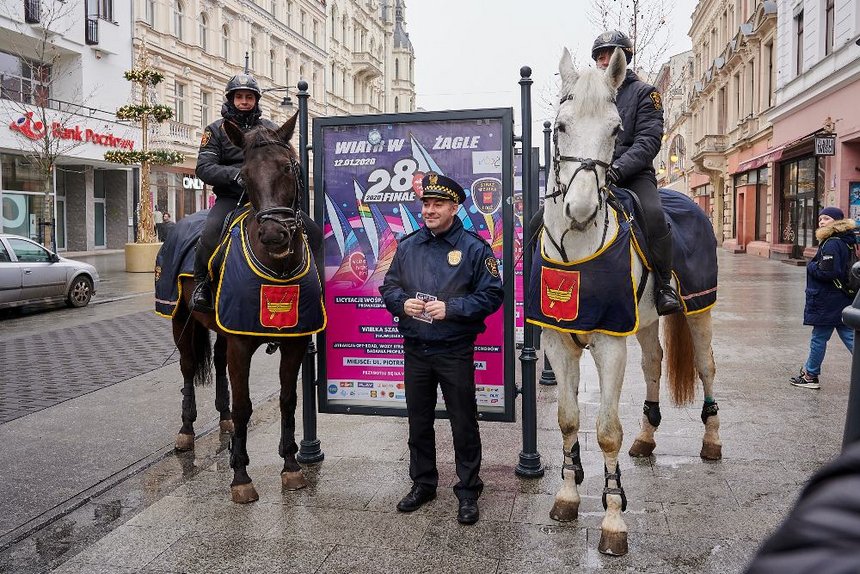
[605,47,627,91]
[223,120,244,148]
[559,47,579,98]
[276,111,299,145]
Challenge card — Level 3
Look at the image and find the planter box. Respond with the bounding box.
[125,242,162,273]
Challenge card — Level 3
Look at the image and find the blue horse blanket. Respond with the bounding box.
[154,209,208,318]
[526,187,717,335]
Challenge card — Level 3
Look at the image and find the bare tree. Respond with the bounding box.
[589,0,671,76]
[0,0,99,249]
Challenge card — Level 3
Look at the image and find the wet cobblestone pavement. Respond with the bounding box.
[1,250,854,573]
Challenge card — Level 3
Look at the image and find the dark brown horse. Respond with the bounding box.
[171,112,323,503]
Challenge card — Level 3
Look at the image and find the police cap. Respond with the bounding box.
[421,172,466,204]
[225,74,262,99]
[591,30,633,64]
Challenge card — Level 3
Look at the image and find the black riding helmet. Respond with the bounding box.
[224,74,262,101]
[591,30,633,64]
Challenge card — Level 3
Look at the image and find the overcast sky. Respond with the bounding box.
[406,0,699,140]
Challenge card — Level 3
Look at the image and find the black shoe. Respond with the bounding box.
[457,498,479,524]
[656,286,682,316]
[396,485,436,512]
[790,368,820,390]
[190,281,213,312]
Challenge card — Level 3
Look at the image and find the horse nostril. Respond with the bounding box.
[565,203,572,220]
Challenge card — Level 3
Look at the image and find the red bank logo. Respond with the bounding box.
[10,112,47,139]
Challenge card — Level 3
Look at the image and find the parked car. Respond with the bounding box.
[0,234,99,310]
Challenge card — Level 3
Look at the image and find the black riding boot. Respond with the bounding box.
[650,230,682,316]
[190,240,214,312]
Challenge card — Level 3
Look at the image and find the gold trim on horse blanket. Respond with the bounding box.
[214,218,327,337]
[526,209,641,336]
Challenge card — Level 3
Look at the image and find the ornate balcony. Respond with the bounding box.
[149,120,197,149]
[691,134,727,175]
[352,51,382,80]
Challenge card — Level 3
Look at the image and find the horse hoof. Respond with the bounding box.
[598,530,629,556]
[219,419,234,433]
[281,470,308,491]
[628,439,656,458]
[700,442,722,461]
[231,483,259,504]
[175,433,194,451]
[549,500,579,522]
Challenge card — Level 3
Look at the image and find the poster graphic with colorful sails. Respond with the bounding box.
[317,115,510,416]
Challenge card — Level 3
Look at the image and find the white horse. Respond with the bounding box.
[532,48,721,556]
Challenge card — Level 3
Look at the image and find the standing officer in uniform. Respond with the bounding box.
[593,30,682,315]
[190,73,277,311]
[379,173,503,525]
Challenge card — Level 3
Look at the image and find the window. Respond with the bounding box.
[394,96,399,112]
[331,6,338,41]
[96,0,113,21]
[331,65,336,94]
[0,50,51,106]
[0,241,9,262]
[766,42,775,108]
[250,38,257,71]
[285,58,291,86]
[825,0,835,56]
[174,1,184,41]
[198,14,208,51]
[287,1,293,28]
[270,50,276,79]
[300,10,306,37]
[175,81,186,123]
[8,237,51,263]
[747,60,755,115]
[200,91,210,127]
[270,0,276,14]
[222,25,230,60]
[342,15,347,42]
[795,11,804,75]
[145,0,155,26]
[395,58,399,79]
[313,20,318,45]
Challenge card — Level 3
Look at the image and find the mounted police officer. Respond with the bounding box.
[190,73,278,312]
[380,173,503,525]
[593,30,682,315]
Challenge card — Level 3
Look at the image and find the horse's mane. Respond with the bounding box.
[241,124,298,162]
[561,68,615,117]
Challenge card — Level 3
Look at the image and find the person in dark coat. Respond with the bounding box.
[190,73,277,312]
[790,206,856,390]
[592,30,681,315]
[744,439,860,573]
[157,212,175,242]
[379,172,503,525]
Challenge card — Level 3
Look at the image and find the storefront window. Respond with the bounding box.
[755,167,768,242]
[780,155,821,253]
[1,154,53,243]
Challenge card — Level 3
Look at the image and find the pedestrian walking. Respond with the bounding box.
[379,172,503,525]
[157,212,175,242]
[190,73,278,312]
[791,206,856,390]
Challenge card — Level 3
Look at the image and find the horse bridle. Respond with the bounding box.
[541,94,613,262]
[247,138,305,255]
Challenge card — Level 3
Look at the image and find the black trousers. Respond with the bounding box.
[403,341,483,501]
[619,172,668,242]
[194,195,241,279]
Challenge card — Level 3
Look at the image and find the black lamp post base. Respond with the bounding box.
[297,440,324,464]
[515,452,545,478]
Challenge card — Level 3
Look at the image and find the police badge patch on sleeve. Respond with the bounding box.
[200,129,212,147]
[650,91,663,111]
[485,257,500,278]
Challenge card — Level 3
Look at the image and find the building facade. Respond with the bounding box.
[654,50,694,196]
[688,0,778,251]
[768,0,860,259]
[0,0,140,251]
[134,0,416,223]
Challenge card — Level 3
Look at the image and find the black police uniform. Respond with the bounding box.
[191,75,277,310]
[379,182,503,503]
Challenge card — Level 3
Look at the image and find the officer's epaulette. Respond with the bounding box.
[465,229,493,249]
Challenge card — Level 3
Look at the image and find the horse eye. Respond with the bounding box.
[612,125,621,136]
[557,123,566,133]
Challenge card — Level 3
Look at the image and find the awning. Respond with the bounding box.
[733,146,785,174]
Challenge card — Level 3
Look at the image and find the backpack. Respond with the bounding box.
[829,238,860,297]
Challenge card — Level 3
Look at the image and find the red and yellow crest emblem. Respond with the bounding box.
[540,267,580,322]
[260,285,299,329]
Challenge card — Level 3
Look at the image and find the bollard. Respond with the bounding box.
[296,80,324,464]
[515,66,544,478]
[841,261,860,449]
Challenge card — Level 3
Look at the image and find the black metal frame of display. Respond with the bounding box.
[312,107,516,422]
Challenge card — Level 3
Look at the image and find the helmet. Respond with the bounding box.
[591,30,633,64]
[224,74,262,99]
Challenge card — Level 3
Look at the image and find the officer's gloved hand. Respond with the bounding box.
[606,166,621,186]
[234,172,245,189]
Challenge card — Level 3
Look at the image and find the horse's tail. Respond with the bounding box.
[663,312,696,406]
[191,319,213,386]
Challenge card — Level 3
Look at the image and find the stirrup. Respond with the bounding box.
[190,281,213,312]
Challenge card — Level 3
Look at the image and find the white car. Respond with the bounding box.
[0,234,100,310]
